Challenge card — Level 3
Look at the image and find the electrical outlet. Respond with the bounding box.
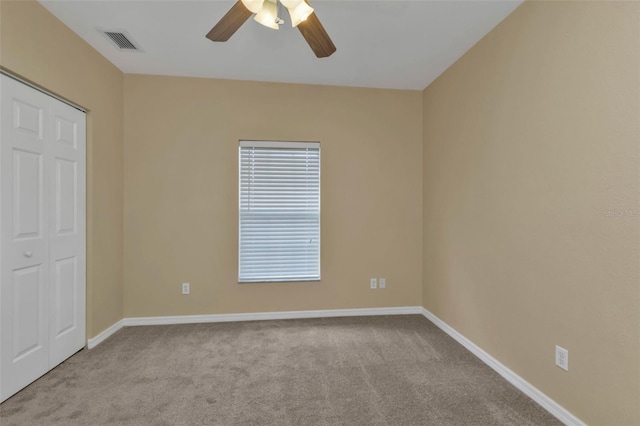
[182,282,190,295]
[379,278,386,289]
[370,278,377,289]
[555,345,568,371]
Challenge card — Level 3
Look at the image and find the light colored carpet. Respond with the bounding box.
[0,315,560,425]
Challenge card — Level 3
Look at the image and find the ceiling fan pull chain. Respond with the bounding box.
[276,1,285,25]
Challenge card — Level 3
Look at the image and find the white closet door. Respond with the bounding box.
[0,74,86,402]
[48,98,86,368]
[0,76,51,400]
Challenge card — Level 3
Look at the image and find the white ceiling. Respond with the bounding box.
[39,0,523,90]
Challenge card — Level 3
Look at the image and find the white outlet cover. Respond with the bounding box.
[555,345,568,371]
[182,282,190,295]
[370,278,377,289]
[379,278,386,289]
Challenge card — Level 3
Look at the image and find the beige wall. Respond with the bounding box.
[2,0,638,423]
[0,1,124,339]
[123,75,422,317]
[422,1,639,425]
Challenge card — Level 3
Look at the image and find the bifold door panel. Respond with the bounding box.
[47,94,86,369]
[0,74,86,402]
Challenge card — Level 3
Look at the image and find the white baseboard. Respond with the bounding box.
[420,308,585,426]
[124,306,423,326]
[86,319,125,349]
[87,306,422,347]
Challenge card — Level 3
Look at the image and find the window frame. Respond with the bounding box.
[238,140,321,283]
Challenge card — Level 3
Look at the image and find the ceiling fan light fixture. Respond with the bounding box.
[285,2,314,27]
[206,0,336,58]
[240,0,265,14]
[254,0,280,30]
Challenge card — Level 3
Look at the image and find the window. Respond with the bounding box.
[239,141,320,282]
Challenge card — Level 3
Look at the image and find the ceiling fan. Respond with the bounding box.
[206,0,336,58]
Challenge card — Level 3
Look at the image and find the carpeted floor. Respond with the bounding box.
[0,315,560,426]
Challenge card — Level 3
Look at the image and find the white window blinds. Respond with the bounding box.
[239,141,320,282]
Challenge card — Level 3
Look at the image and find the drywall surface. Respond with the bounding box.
[124,74,422,317]
[422,1,639,424]
[0,1,124,339]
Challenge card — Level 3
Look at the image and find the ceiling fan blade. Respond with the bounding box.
[206,1,253,42]
[297,11,336,58]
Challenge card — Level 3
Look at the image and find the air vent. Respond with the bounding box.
[99,29,143,52]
